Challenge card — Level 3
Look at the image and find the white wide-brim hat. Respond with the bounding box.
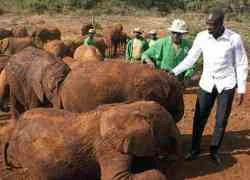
[133,27,142,34]
[168,19,188,34]
[148,29,157,35]
[88,28,96,34]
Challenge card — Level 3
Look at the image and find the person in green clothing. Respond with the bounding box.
[84,28,97,46]
[147,30,158,48]
[126,27,149,63]
[142,19,194,80]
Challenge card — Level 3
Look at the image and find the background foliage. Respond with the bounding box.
[0,0,250,16]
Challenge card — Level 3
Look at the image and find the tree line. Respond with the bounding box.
[0,0,250,14]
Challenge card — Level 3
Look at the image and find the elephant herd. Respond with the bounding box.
[0,23,127,60]
[0,25,184,180]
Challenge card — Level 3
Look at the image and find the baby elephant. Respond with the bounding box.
[5,101,180,180]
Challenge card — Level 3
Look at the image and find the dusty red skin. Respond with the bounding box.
[4,101,180,180]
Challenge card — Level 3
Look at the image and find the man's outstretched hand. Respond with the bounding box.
[168,71,176,76]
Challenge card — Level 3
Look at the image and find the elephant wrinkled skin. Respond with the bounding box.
[59,61,184,123]
[3,46,70,118]
[73,45,104,63]
[0,59,183,123]
[5,101,180,180]
[0,37,33,55]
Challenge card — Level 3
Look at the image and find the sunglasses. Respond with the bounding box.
[171,32,183,36]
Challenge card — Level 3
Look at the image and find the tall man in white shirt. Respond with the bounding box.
[172,9,248,165]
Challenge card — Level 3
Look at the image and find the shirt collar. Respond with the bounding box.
[207,28,230,40]
[219,28,230,40]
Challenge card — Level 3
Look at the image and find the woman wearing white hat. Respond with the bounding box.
[142,19,195,80]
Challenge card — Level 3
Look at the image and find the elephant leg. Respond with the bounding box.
[113,43,117,57]
[10,93,24,120]
[95,133,167,180]
[29,92,42,109]
[97,151,166,180]
[110,46,113,58]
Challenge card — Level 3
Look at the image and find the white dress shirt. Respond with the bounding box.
[173,28,248,93]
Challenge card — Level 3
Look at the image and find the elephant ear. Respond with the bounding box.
[42,61,70,108]
[29,67,44,103]
[151,110,182,157]
[0,38,9,54]
[118,127,157,157]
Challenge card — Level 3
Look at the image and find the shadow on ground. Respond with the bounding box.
[162,129,250,180]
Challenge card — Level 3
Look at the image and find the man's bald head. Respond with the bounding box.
[206,8,225,38]
[208,8,225,25]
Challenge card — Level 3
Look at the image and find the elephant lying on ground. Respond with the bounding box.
[4,101,180,180]
[1,59,184,123]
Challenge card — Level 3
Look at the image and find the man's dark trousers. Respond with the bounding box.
[191,87,235,154]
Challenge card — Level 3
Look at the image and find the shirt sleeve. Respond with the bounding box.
[172,33,202,75]
[234,35,248,94]
[184,67,195,78]
[141,40,163,63]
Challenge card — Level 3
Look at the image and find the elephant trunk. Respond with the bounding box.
[130,170,167,180]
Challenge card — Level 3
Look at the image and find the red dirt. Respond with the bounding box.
[1,84,249,180]
[171,83,250,180]
[0,12,249,179]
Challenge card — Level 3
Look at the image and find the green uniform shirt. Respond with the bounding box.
[142,35,194,80]
[84,37,97,47]
[148,39,158,48]
[126,37,149,63]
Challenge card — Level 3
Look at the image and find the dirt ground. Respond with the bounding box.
[0,85,249,180]
[175,84,250,180]
[0,13,249,180]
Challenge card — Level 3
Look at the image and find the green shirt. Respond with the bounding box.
[142,35,194,80]
[84,37,97,47]
[148,39,158,48]
[126,37,149,63]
